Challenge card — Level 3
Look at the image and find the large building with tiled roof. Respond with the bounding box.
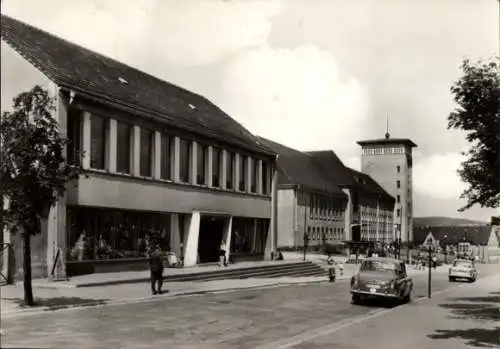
[1,14,278,278]
[257,138,348,249]
[357,132,417,246]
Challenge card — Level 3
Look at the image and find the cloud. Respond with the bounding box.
[2,0,284,67]
[413,152,467,200]
[217,45,370,160]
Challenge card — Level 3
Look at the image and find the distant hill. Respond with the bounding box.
[414,216,489,227]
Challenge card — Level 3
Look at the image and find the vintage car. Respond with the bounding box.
[449,259,478,282]
[350,258,413,304]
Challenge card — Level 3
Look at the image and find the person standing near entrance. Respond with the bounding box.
[149,242,165,295]
[219,240,228,267]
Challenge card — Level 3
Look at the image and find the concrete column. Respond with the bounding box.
[153,131,161,180]
[246,156,252,192]
[81,111,91,169]
[132,125,140,177]
[376,198,380,242]
[221,150,227,190]
[257,160,263,195]
[108,119,117,173]
[207,146,213,187]
[169,214,181,256]
[183,211,200,266]
[269,163,278,254]
[47,90,69,280]
[223,216,233,262]
[234,153,240,191]
[190,141,197,184]
[173,137,180,181]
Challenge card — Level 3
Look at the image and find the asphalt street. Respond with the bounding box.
[2,266,499,349]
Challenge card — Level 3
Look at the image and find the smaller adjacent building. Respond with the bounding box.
[257,138,347,250]
[307,151,396,245]
[258,139,395,253]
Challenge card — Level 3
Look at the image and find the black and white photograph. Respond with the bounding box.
[0,0,499,348]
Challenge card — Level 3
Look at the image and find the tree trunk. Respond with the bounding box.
[22,229,34,306]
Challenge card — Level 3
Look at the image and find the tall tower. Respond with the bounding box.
[357,131,417,244]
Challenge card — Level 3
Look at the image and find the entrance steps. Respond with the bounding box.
[165,261,327,283]
[32,260,328,288]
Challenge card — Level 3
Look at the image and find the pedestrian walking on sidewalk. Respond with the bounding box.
[327,253,336,282]
[149,242,165,295]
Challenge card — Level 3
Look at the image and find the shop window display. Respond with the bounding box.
[230,217,269,255]
[67,206,171,261]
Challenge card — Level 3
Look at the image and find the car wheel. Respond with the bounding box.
[449,277,454,282]
[352,294,361,305]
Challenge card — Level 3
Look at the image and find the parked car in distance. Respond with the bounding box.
[449,259,477,282]
[350,258,413,305]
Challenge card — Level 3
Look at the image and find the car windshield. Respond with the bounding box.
[453,261,472,268]
[359,260,397,273]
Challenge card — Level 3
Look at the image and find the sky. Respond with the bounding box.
[1,0,499,222]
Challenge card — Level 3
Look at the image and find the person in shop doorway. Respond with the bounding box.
[219,240,228,267]
[149,242,166,295]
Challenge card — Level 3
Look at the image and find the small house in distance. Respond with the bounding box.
[413,216,500,263]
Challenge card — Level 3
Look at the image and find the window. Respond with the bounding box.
[397,165,401,173]
[239,155,246,191]
[226,151,234,189]
[197,143,207,185]
[212,147,221,187]
[397,195,401,203]
[67,108,81,165]
[250,158,257,193]
[140,128,153,177]
[262,162,269,195]
[397,209,401,217]
[397,180,401,188]
[179,139,191,182]
[90,114,106,170]
[116,121,131,174]
[160,133,173,180]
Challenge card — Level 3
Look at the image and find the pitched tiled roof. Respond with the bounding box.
[307,151,395,204]
[413,225,493,246]
[0,14,273,156]
[256,138,346,196]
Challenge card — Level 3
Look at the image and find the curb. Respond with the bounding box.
[2,277,340,317]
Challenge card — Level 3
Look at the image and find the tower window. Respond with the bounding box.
[397,180,401,188]
[397,165,401,173]
[397,195,400,203]
[397,209,401,217]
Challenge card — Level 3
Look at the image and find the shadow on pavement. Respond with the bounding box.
[438,303,500,321]
[428,328,500,348]
[449,295,500,303]
[428,293,500,348]
[5,296,109,311]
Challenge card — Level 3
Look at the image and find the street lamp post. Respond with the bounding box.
[443,234,448,264]
[428,242,433,298]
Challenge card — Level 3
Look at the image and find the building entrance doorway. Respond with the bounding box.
[198,216,227,263]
